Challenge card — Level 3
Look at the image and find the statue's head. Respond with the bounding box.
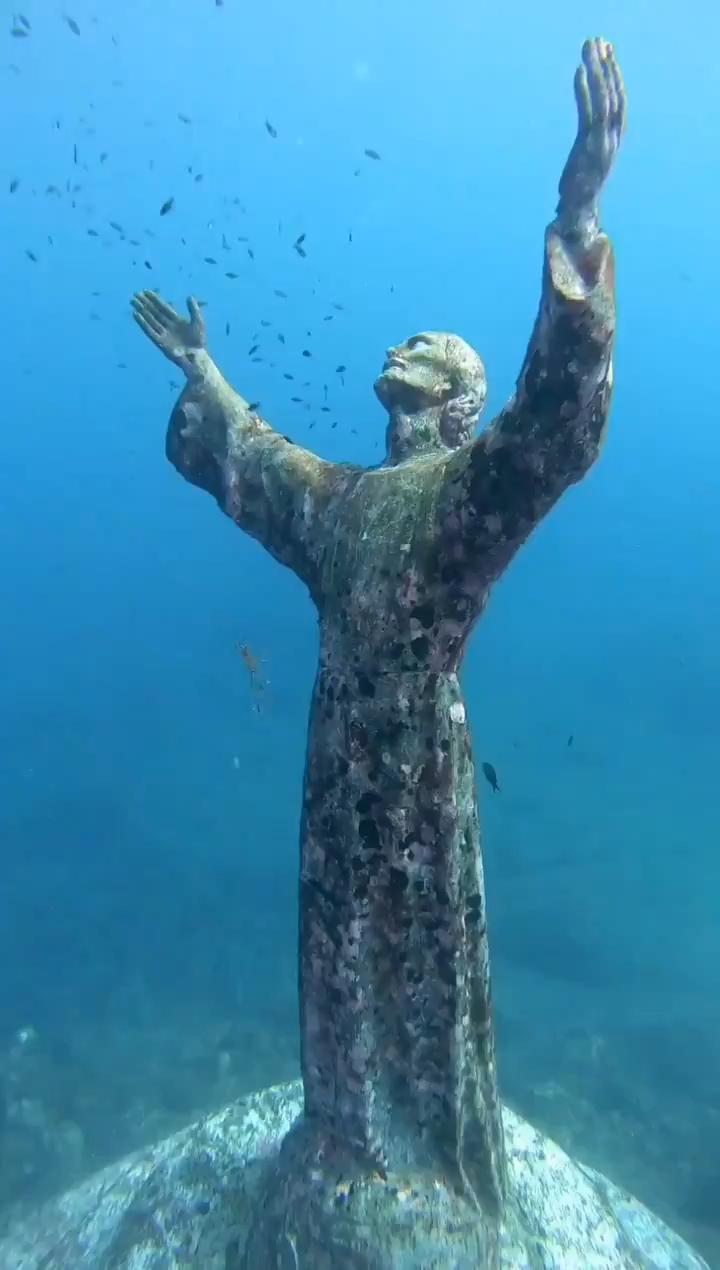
[374,331,487,463]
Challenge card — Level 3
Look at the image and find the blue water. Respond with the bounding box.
[2,0,719,1260]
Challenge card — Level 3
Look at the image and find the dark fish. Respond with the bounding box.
[481,762,501,793]
[302,350,311,358]
[144,260,152,269]
[64,15,81,35]
[86,228,99,237]
[332,302,344,311]
[335,364,346,373]
[291,396,302,403]
[247,248,254,259]
[25,249,37,262]
[178,113,192,123]
[295,232,306,247]
[159,197,175,216]
[274,289,287,298]
[73,144,78,164]
[349,230,353,243]
[364,148,381,160]
[283,373,294,380]
[265,120,277,138]
[18,14,31,30]
[294,243,306,258]
[277,334,285,344]
[248,344,258,356]
[109,221,124,232]
[11,25,29,37]
[204,256,217,264]
[247,402,260,411]
[225,271,239,279]
[194,173,203,182]
[225,322,230,335]
[567,734,574,748]
[9,179,19,193]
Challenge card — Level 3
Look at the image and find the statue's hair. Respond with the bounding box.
[437,334,487,447]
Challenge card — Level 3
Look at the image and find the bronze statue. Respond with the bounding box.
[130,37,622,1267]
[0,35,710,1270]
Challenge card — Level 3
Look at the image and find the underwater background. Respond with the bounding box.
[1,0,719,1263]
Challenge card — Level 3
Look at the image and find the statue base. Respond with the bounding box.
[0,1081,709,1270]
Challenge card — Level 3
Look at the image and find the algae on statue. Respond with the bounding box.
[129,36,623,1267]
[0,34,710,1270]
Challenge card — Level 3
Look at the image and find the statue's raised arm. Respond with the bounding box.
[131,290,336,597]
[441,38,626,586]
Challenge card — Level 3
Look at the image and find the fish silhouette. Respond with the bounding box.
[481,762,500,793]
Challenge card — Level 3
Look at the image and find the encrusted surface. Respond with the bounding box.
[0,1084,708,1269]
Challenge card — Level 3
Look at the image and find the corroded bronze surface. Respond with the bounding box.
[125,36,632,1267]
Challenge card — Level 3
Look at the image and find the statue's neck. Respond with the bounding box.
[383,406,447,465]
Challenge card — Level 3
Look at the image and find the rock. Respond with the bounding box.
[0,1081,708,1269]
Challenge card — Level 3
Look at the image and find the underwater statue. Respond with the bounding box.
[0,37,710,1270]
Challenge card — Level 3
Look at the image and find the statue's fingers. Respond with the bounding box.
[607,47,627,134]
[139,291,179,325]
[583,37,611,126]
[132,309,167,346]
[573,62,592,134]
[186,296,206,335]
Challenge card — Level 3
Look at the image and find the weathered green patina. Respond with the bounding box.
[0,38,708,1270]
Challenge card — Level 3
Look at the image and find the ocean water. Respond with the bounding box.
[1,0,719,1263]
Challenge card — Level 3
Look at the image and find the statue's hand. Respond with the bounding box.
[556,38,626,243]
[131,291,206,374]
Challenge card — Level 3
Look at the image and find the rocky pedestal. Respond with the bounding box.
[0,1081,708,1270]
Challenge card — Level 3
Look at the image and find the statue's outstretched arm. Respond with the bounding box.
[131,291,335,593]
[443,39,626,585]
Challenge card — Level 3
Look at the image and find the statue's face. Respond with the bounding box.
[373,330,487,458]
[374,332,454,411]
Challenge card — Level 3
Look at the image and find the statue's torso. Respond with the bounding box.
[317,454,486,674]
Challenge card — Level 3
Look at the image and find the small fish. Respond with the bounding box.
[18,14,31,30]
[73,144,78,164]
[225,321,231,335]
[291,396,302,403]
[247,248,254,260]
[481,762,501,793]
[11,24,29,37]
[159,197,175,216]
[247,401,260,411]
[283,373,294,381]
[86,228,99,237]
[335,364,346,373]
[364,148,381,160]
[144,260,152,269]
[109,221,124,233]
[9,179,19,193]
[248,344,258,356]
[178,113,192,124]
[274,289,287,299]
[204,256,217,264]
[567,734,574,748]
[302,350,311,358]
[294,243,306,258]
[25,249,37,262]
[277,333,285,344]
[265,120,277,138]
[225,271,239,279]
[64,15,81,35]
